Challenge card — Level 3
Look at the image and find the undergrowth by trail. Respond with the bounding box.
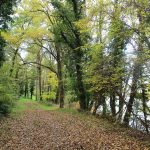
[12,97,58,113]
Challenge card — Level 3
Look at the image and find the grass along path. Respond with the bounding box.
[0,98,150,150]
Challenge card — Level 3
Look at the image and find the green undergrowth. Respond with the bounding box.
[12,97,58,114]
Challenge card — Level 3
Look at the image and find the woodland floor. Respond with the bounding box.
[0,99,150,150]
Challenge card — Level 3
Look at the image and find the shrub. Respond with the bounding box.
[42,92,56,102]
[0,65,17,116]
[0,94,14,115]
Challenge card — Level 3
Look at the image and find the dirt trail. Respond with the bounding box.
[0,102,150,150]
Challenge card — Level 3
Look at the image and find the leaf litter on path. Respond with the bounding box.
[0,109,150,150]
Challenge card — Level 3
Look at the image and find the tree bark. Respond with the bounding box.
[57,47,64,108]
[55,87,59,104]
[123,63,140,126]
[123,9,144,126]
[92,96,101,115]
[110,92,116,116]
[36,49,42,101]
[76,60,87,110]
[10,48,19,77]
[141,84,149,133]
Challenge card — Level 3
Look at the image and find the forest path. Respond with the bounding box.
[0,99,150,150]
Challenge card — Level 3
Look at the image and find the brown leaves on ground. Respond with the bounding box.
[0,109,150,150]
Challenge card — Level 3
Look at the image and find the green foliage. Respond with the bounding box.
[65,90,77,103]
[0,65,17,116]
[42,92,56,102]
[0,0,16,29]
[42,72,58,102]
[12,97,58,113]
[0,0,17,66]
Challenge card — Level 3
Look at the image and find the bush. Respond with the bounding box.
[0,65,17,116]
[0,95,14,115]
[42,92,56,102]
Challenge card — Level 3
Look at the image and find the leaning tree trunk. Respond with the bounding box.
[123,62,140,126]
[123,10,143,126]
[92,93,101,115]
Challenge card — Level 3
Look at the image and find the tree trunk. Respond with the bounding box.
[57,47,64,108]
[92,92,103,115]
[110,92,116,116]
[55,87,59,104]
[59,79,64,108]
[24,81,28,98]
[123,10,143,126]
[38,65,42,101]
[141,84,149,133]
[117,95,124,122]
[10,48,19,77]
[36,49,42,101]
[24,68,28,98]
[76,61,87,110]
[36,77,38,101]
[102,95,106,116]
[123,63,140,126]
[92,99,101,115]
[72,0,87,110]
[24,82,28,98]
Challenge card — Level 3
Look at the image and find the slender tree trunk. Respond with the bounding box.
[110,92,116,116]
[92,92,103,115]
[36,49,42,101]
[24,81,28,98]
[57,47,64,108]
[24,82,28,98]
[24,68,28,98]
[59,79,64,108]
[118,95,124,122]
[141,84,149,133]
[102,96,106,116]
[36,77,38,101]
[38,65,42,101]
[92,98,101,115]
[55,87,59,104]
